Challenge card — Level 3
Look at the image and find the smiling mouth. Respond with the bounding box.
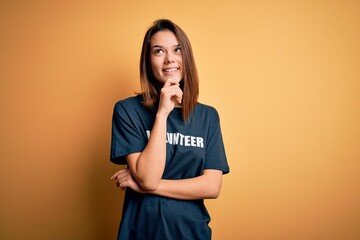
[163,67,179,72]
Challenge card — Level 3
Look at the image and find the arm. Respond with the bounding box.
[151,169,223,200]
[125,113,166,191]
[112,169,223,200]
[126,79,182,191]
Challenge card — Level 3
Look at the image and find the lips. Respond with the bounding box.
[163,67,179,72]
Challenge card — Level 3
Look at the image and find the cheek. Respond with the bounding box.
[150,59,163,81]
[150,58,162,72]
[177,56,183,69]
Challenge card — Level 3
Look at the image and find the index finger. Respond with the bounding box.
[163,78,180,87]
[110,169,128,180]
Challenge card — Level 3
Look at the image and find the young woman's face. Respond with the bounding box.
[150,30,183,84]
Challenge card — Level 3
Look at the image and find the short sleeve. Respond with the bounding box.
[110,101,147,164]
[204,110,229,174]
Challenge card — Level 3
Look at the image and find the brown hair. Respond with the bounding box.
[139,19,199,121]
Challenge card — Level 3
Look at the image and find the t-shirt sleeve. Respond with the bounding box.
[110,101,147,164]
[204,109,230,174]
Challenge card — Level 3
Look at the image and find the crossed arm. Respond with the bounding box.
[110,111,223,200]
[111,167,222,200]
[110,79,223,200]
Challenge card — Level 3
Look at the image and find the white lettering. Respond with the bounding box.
[146,130,204,148]
[167,133,172,144]
[197,137,204,148]
[191,136,196,147]
[185,136,190,146]
[179,134,184,146]
[173,133,179,145]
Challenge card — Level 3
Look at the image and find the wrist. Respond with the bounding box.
[156,111,169,119]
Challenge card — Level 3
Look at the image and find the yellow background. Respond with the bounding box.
[1,1,359,239]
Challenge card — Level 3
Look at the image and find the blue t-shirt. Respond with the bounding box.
[110,95,229,240]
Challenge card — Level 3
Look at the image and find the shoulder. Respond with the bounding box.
[113,95,144,112]
[114,95,143,108]
[112,95,151,121]
[194,102,220,120]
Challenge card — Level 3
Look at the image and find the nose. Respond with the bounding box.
[164,52,175,64]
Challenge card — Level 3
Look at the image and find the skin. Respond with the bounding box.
[150,30,183,85]
[111,30,223,200]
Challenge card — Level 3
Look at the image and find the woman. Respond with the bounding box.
[110,19,229,240]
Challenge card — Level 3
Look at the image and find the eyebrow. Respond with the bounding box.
[151,44,181,49]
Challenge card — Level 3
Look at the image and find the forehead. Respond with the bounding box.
[150,30,179,46]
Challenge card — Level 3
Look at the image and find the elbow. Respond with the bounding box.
[207,187,221,199]
[202,171,222,199]
[138,178,159,192]
[131,166,160,191]
[204,181,221,199]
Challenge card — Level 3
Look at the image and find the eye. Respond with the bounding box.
[175,47,182,54]
[153,48,165,55]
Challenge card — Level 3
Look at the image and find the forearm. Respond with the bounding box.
[130,112,168,190]
[146,170,223,200]
[127,79,182,190]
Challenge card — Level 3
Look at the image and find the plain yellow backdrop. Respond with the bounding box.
[1,1,359,239]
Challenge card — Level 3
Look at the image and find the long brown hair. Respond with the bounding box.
[139,19,199,121]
